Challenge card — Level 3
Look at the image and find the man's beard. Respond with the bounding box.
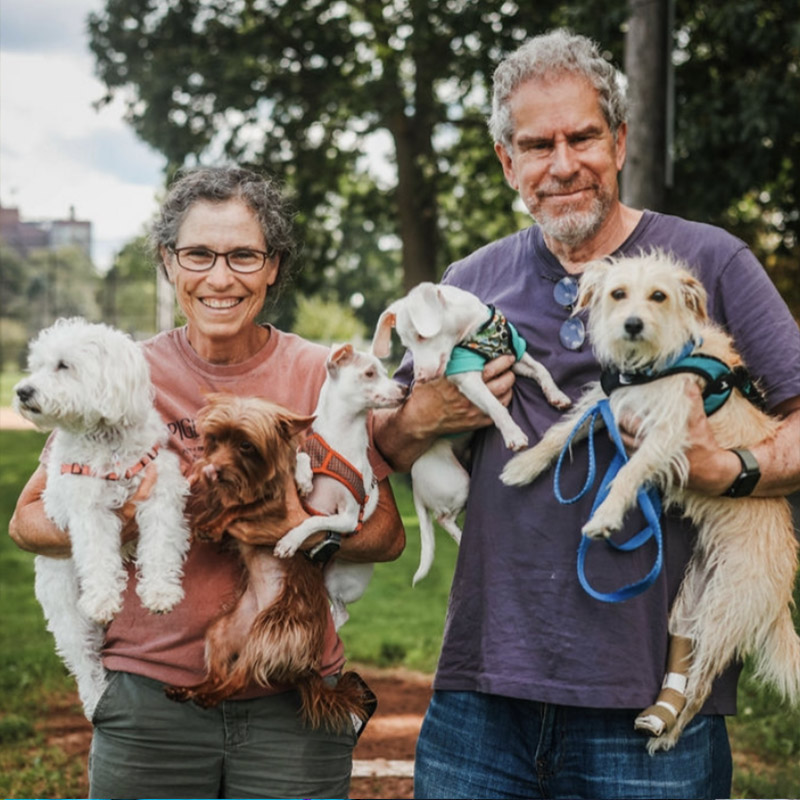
[530,184,613,246]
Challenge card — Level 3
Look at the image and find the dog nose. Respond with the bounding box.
[16,385,35,404]
[624,316,644,337]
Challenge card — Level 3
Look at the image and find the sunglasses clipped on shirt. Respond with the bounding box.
[553,275,586,350]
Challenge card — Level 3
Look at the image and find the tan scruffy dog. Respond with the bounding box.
[166,393,370,732]
[502,250,800,752]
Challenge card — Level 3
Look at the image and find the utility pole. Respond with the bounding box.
[621,0,673,211]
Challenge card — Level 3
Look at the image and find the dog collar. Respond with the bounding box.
[600,339,765,416]
[299,432,375,533]
[61,444,161,481]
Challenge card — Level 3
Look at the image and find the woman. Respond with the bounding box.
[9,166,405,799]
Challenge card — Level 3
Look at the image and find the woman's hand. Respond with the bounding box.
[118,463,158,544]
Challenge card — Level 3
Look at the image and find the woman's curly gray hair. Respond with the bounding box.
[150,166,298,299]
[488,29,628,150]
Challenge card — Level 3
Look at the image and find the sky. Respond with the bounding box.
[0,0,167,271]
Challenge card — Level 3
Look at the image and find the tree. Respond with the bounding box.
[102,236,159,335]
[667,0,800,314]
[87,0,623,318]
[88,0,799,323]
[621,0,670,210]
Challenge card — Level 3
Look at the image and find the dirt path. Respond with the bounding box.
[40,666,430,799]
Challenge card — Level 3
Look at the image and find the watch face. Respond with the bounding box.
[309,533,342,563]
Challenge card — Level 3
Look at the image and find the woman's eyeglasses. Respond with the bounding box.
[553,276,586,350]
[170,246,274,274]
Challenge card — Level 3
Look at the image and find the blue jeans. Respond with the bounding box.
[414,690,732,800]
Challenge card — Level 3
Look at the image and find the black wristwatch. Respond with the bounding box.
[723,448,761,497]
[307,532,342,564]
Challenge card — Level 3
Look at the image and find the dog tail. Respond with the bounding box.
[298,670,374,732]
[412,486,436,586]
[752,608,800,705]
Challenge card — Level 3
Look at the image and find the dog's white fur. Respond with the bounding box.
[13,318,190,718]
[502,251,800,750]
[373,282,571,583]
[274,344,407,628]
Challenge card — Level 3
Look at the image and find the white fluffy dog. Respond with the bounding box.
[13,317,190,718]
[502,251,800,751]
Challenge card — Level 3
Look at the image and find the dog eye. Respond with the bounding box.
[56,360,69,371]
[611,289,626,300]
[364,369,376,379]
[650,290,667,303]
[239,440,255,454]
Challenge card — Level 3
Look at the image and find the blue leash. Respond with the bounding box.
[554,398,663,603]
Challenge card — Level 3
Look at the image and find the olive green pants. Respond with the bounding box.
[89,671,356,799]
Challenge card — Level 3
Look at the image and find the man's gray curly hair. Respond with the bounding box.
[488,29,628,150]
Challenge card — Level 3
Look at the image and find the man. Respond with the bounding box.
[374,28,800,800]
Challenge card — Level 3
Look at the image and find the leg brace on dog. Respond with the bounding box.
[634,635,693,736]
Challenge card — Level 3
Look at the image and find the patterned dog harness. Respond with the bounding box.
[445,305,528,376]
[60,445,161,481]
[299,432,374,533]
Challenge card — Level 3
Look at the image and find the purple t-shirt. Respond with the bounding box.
[400,211,800,714]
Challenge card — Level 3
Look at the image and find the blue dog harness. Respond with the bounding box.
[557,339,764,602]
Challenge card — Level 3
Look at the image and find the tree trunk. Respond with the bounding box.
[391,111,439,292]
[622,0,671,211]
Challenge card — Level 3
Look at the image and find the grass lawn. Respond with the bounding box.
[1,426,798,797]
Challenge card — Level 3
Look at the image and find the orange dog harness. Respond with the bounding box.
[60,445,161,482]
[299,432,374,533]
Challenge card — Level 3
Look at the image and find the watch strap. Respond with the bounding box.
[307,531,342,564]
[723,448,760,497]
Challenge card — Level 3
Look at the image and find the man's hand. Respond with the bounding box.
[617,382,740,495]
[374,355,517,471]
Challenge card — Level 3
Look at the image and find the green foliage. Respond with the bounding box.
[87,0,800,323]
[100,236,160,336]
[87,0,622,322]
[0,241,104,367]
[291,294,368,345]
[669,2,800,315]
[340,475,460,673]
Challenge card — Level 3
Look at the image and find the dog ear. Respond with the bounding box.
[96,327,154,427]
[372,305,398,358]
[278,412,316,442]
[576,260,607,312]
[679,272,708,321]
[408,283,444,339]
[328,343,354,376]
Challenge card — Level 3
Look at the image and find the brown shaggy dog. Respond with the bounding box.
[167,393,370,731]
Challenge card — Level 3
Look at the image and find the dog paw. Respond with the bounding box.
[581,517,617,539]
[79,594,122,626]
[273,538,299,559]
[548,389,573,410]
[504,431,529,452]
[500,450,546,486]
[295,452,314,495]
[137,581,184,614]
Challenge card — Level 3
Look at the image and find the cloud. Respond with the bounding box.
[0,0,102,54]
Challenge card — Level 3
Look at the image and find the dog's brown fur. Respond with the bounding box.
[167,393,369,731]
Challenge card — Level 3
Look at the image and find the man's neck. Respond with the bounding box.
[544,204,644,274]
